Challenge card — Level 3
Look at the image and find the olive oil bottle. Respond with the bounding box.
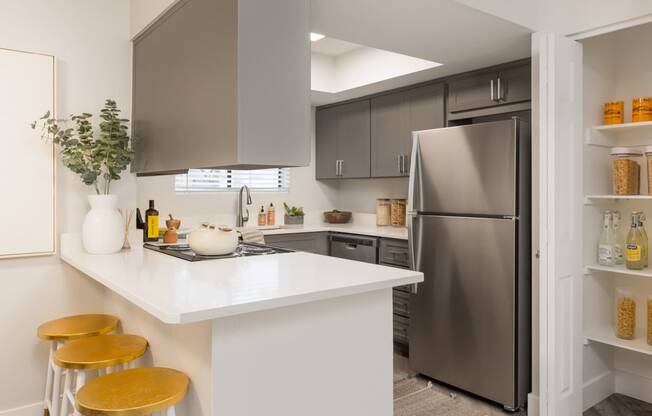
[626,211,647,270]
[145,200,159,242]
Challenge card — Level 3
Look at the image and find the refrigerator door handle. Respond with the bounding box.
[408,134,421,213]
[407,213,420,294]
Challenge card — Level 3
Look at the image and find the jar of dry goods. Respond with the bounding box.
[376,199,391,226]
[633,97,652,123]
[611,147,642,195]
[604,101,624,125]
[390,199,407,227]
[615,288,636,340]
[645,146,652,195]
[648,296,652,346]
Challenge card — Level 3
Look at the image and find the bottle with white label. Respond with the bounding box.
[612,211,624,265]
[598,210,615,266]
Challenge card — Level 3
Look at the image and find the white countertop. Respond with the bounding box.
[60,234,421,324]
[258,223,408,240]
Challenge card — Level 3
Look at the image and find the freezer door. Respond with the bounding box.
[411,119,519,216]
[409,214,517,407]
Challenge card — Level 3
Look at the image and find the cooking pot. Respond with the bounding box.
[188,223,238,255]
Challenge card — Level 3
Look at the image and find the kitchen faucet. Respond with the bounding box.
[236,185,252,227]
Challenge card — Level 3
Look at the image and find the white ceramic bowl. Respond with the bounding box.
[187,224,238,255]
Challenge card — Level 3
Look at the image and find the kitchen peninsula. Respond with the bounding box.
[60,233,422,416]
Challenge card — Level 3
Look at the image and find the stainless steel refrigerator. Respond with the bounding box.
[407,118,530,411]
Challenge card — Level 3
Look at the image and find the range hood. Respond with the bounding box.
[132,0,310,176]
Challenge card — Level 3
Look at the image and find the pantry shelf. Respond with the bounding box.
[584,195,652,204]
[586,121,652,147]
[585,263,652,278]
[585,327,652,356]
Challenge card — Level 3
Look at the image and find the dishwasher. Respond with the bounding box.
[328,233,378,263]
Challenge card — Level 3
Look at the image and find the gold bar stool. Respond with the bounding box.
[76,367,189,416]
[55,334,148,416]
[38,314,119,416]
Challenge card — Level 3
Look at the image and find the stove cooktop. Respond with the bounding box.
[144,242,293,262]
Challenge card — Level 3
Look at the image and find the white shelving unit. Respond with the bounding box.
[586,121,652,147]
[585,195,652,204]
[585,327,652,356]
[585,263,652,278]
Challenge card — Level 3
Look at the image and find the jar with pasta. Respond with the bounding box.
[390,199,407,227]
[615,288,636,340]
[611,147,642,195]
[376,199,391,226]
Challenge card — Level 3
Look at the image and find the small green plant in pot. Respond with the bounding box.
[31,99,134,254]
[283,203,305,226]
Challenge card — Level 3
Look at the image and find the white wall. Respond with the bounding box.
[0,1,133,413]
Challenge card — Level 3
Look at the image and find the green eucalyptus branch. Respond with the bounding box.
[31,99,134,195]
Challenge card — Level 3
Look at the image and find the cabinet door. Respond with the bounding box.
[371,92,410,178]
[265,232,329,255]
[405,83,445,174]
[337,100,371,178]
[497,64,531,105]
[447,71,498,114]
[315,107,339,179]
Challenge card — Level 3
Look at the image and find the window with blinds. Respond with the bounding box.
[175,168,290,192]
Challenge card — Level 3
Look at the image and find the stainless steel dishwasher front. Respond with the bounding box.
[328,233,378,263]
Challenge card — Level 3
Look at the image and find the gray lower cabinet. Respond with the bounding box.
[264,232,329,255]
[379,238,411,354]
[315,101,371,179]
[370,83,445,178]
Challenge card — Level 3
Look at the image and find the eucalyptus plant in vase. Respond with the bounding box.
[32,99,134,254]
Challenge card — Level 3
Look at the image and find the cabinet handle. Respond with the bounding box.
[403,155,409,175]
[335,160,339,176]
[339,160,344,176]
[397,155,402,174]
[497,77,502,101]
[490,79,495,102]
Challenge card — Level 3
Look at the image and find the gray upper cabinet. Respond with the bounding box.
[371,83,445,178]
[132,0,310,175]
[496,64,531,106]
[447,61,530,120]
[447,71,498,114]
[316,100,371,179]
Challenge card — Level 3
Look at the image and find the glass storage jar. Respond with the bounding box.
[611,147,642,195]
[376,199,391,226]
[390,199,407,227]
[604,101,624,125]
[615,288,636,340]
[633,97,652,123]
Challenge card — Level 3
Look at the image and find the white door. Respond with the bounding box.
[532,33,583,416]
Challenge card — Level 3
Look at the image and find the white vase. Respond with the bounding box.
[82,194,124,254]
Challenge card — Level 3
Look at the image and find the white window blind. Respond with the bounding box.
[175,168,290,192]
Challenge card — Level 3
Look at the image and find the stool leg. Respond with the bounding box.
[51,363,62,416]
[72,371,86,416]
[43,342,56,415]
[60,369,73,416]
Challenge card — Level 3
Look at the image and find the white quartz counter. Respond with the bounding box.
[60,234,421,324]
[258,223,408,239]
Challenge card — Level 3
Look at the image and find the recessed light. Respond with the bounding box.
[310,32,325,42]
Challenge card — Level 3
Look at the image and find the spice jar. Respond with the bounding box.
[633,97,652,123]
[376,199,391,226]
[604,101,624,125]
[390,199,407,227]
[615,288,636,340]
[648,296,652,346]
[611,147,642,195]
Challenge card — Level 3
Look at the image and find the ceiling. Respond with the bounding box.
[310,0,533,105]
[311,37,362,57]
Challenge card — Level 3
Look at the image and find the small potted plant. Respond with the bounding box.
[283,203,305,226]
[32,99,134,254]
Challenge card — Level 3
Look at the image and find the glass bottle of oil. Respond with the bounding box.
[626,211,646,270]
[637,211,649,267]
